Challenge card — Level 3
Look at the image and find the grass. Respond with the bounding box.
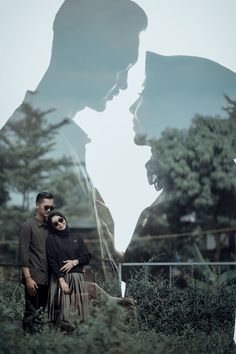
[0,272,236,354]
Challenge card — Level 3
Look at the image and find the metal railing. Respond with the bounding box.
[119,262,236,288]
[1,261,236,287]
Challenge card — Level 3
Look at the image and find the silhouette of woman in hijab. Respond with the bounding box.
[124,52,236,284]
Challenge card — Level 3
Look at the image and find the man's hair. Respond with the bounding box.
[36,192,54,204]
[52,0,148,58]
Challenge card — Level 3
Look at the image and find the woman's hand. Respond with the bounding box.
[59,278,71,294]
[60,259,79,273]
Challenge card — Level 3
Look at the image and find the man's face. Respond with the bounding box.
[103,67,130,102]
[86,65,135,112]
[85,44,139,112]
[36,198,54,220]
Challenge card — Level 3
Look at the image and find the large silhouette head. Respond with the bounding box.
[131,51,236,145]
[48,0,148,112]
[130,52,236,194]
[124,52,236,272]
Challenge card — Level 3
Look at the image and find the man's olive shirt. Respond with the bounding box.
[18,216,48,285]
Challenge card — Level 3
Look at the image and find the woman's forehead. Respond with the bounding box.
[51,215,62,221]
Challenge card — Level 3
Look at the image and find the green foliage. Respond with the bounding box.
[0,275,236,354]
[148,110,236,231]
[154,330,236,354]
[0,280,24,320]
[0,100,77,261]
[0,206,31,241]
[135,97,236,263]
[0,153,9,204]
[0,304,18,354]
[0,100,70,210]
[45,169,95,221]
[126,270,236,352]
[136,279,234,333]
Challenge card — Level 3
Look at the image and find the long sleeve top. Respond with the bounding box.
[18,217,48,285]
[46,232,91,280]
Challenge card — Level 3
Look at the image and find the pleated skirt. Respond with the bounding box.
[48,272,89,328]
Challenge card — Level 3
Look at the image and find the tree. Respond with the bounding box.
[0,101,71,210]
[45,168,95,220]
[0,101,74,247]
[145,98,236,261]
[0,153,9,205]
[124,98,236,285]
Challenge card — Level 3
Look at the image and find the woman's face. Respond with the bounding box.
[129,89,177,145]
[51,215,67,231]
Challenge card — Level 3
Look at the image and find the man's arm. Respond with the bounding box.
[21,266,38,296]
[18,223,38,296]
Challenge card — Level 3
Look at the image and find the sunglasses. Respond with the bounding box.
[43,205,55,211]
[52,217,65,228]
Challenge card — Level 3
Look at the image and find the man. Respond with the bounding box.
[1,0,147,289]
[18,191,54,333]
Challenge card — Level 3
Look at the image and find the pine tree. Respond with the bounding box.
[0,102,71,210]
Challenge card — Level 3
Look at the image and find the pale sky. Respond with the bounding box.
[0,0,236,251]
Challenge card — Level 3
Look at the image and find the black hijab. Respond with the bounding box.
[47,210,70,237]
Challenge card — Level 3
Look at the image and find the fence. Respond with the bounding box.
[1,261,236,287]
[119,262,236,288]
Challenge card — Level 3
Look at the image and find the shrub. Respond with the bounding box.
[0,275,236,354]
[126,270,236,334]
[0,279,24,321]
[125,269,236,352]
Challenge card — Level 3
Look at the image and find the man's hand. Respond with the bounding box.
[25,277,38,296]
[60,259,78,273]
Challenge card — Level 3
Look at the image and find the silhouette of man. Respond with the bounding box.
[0,0,147,290]
[123,52,236,284]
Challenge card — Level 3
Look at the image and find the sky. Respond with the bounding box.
[0,0,236,251]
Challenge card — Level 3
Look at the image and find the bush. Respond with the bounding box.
[0,304,19,354]
[126,269,236,352]
[0,279,24,321]
[126,270,236,334]
[15,301,168,354]
[0,274,236,354]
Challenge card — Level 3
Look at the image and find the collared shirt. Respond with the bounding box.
[18,216,49,285]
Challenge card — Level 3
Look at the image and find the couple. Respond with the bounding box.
[18,192,91,333]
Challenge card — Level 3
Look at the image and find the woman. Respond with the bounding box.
[46,211,91,330]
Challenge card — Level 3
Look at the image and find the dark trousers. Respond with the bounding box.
[23,284,48,333]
